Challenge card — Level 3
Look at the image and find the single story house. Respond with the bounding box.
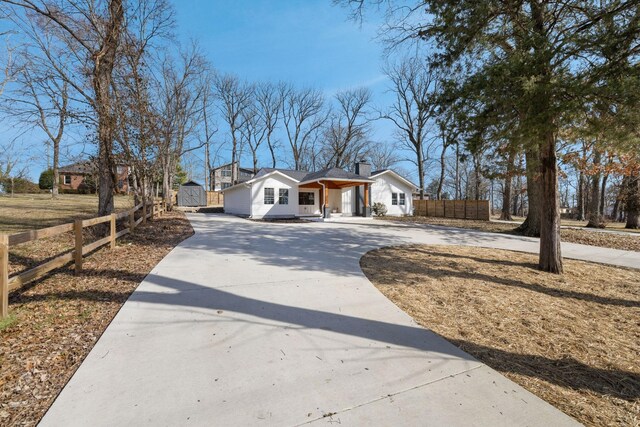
[59,161,131,194]
[222,161,416,219]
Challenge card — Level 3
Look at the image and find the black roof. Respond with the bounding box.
[181,180,203,187]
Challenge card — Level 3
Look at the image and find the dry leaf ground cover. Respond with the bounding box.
[361,245,640,427]
[379,216,640,252]
[0,211,194,426]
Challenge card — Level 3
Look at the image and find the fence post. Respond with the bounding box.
[129,209,135,232]
[110,213,116,249]
[1,234,8,319]
[74,220,83,274]
[142,203,147,224]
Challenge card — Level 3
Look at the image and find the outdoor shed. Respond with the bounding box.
[177,180,207,207]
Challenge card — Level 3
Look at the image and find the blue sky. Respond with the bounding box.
[172,0,404,179]
[8,1,414,182]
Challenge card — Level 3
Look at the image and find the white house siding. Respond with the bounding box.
[223,184,252,216]
[250,175,299,218]
[371,173,413,216]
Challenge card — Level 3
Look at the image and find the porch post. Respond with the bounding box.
[363,183,371,217]
[323,185,330,218]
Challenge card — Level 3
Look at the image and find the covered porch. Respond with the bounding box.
[299,178,373,219]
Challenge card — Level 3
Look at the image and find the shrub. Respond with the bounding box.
[39,169,54,190]
[0,177,41,194]
[372,202,387,217]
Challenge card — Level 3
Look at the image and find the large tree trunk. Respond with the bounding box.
[52,140,59,198]
[586,149,604,228]
[500,149,515,221]
[625,173,639,229]
[517,147,541,236]
[417,147,425,200]
[576,170,585,220]
[231,133,238,183]
[612,176,627,223]
[455,142,460,199]
[538,133,563,273]
[94,0,124,217]
[600,173,608,219]
[436,142,447,200]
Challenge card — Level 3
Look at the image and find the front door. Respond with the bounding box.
[341,188,353,215]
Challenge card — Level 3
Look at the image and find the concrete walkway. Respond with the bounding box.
[40,214,639,426]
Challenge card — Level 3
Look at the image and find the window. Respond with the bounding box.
[222,167,232,177]
[116,165,125,174]
[264,188,274,204]
[298,192,315,205]
[399,193,406,205]
[221,182,231,190]
[63,175,71,185]
[391,193,398,205]
[117,179,124,189]
[279,189,289,205]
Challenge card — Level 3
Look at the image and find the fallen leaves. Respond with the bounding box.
[0,211,193,427]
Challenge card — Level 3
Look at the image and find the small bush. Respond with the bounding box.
[372,202,387,217]
[39,169,54,190]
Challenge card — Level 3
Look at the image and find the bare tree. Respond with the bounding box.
[214,72,252,183]
[5,36,71,197]
[322,87,371,169]
[3,0,126,216]
[240,87,275,174]
[254,81,282,169]
[156,47,207,209]
[368,142,399,171]
[111,0,173,204]
[383,58,438,199]
[281,84,328,171]
[0,29,18,97]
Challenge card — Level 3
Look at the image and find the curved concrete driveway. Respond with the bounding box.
[40,214,636,426]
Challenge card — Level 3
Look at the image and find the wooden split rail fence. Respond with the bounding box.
[413,199,491,221]
[0,200,166,318]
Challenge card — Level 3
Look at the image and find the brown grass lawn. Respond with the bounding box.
[0,211,194,426]
[0,194,134,233]
[361,245,640,427]
[492,214,640,234]
[380,216,640,252]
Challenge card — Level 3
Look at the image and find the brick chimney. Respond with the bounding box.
[355,160,371,217]
[355,159,371,177]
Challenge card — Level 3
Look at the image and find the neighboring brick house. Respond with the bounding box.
[210,162,254,191]
[59,161,131,194]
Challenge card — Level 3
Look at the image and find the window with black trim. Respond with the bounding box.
[298,191,315,205]
[399,193,406,205]
[279,189,289,205]
[391,193,398,205]
[63,175,71,185]
[264,188,274,204]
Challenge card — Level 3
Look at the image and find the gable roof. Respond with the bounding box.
[221,166,378,192]
[300,167,373,183]
[370,169,418,190]
[253,168,308,182]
